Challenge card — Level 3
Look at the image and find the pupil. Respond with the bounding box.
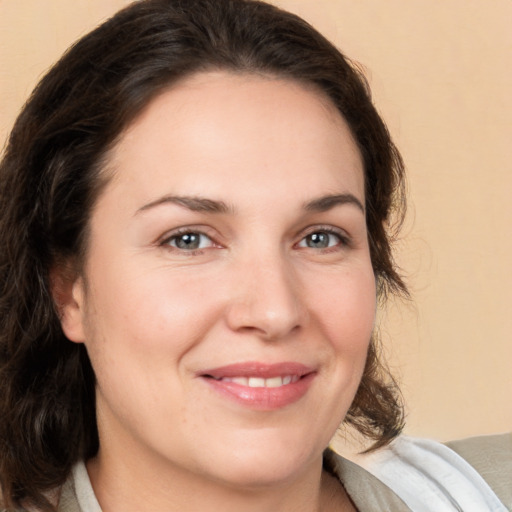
[309,232,328,248]
[177,233,199,249]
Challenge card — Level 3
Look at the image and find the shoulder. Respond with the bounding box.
[346,434,510,512]
[324,449,412,511]
[446,432,512,510]
[57,462,100,512]
[57,477,82,512]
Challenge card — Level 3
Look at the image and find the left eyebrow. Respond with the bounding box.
[303,193,365,214]
[135,195,234,215]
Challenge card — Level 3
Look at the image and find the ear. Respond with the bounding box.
[50,265,86,343]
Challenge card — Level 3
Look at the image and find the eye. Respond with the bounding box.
[164,231,215,251]
[297,229,345,250]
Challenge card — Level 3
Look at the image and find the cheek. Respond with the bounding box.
[79,268,208,425]
[308,266,376,352]
[82,260,224,362]
[297,266,376,436]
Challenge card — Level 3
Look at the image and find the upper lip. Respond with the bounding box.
[199,361,315,380]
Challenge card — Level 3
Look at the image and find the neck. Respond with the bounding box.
[86,448,353,512]
[87,402,355,512]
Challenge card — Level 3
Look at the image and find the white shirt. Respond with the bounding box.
[355,435,507,512]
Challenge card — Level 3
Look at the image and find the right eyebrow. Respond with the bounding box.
[135,195,234,216]
[303,193,365,214]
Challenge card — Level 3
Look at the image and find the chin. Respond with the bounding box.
[194,428,326,489]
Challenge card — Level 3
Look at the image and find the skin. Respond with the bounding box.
[59,71,374,511]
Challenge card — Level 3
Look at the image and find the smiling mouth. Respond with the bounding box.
[199,362,315,410]
[206,375,301,388]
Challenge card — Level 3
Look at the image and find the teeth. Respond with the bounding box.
[248,377,265,387]
[220,376,298,388]
[265,377,283,388]
[231,377,248,386]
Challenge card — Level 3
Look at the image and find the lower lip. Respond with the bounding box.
[202,373,316,410]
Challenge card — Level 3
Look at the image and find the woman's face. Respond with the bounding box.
[62,72,376,489]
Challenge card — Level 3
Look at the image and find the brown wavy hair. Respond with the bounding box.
[0,0,407,510]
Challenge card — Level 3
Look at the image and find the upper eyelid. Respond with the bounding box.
[296,225,353,249]
[298,224,350,240]
[155,223,352,247]
[157,226,218,246]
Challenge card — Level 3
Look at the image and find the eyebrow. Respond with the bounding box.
[136,192,364,216]
[303,193,365,214]
[136,195,233,215]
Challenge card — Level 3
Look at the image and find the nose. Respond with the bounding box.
[225,255,306,341]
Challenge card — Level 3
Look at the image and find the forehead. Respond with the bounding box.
[104,71,364,208]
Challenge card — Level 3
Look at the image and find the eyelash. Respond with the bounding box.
[296,226,350,252]
[159,227,219,256]
[159,225,351,256]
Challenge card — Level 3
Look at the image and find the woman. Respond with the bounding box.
[0,1,509,511]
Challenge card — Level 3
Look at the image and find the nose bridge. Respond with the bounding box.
[226,244,304,339]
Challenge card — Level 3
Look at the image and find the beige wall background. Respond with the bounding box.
[1,1,510,443]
